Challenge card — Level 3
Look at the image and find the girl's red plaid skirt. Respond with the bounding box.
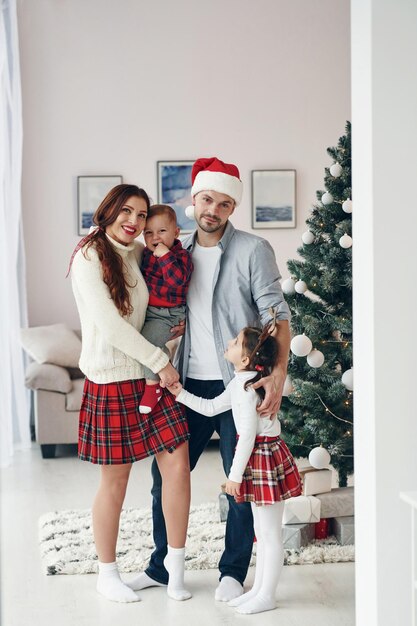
[235,435,302,506]
[78,378,189,464]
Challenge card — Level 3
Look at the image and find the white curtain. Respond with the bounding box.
[0,0,31,467]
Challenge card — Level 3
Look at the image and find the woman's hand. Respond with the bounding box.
[158,362,180,387]
[167,381,183,397]
[225,479,241,497]
[170,318,186,340]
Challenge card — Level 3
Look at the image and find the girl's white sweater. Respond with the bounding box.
[177,371,281,483]
[71,234,169,384]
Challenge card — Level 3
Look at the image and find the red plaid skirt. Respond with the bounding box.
[78,378,189,464]
[235,436,302,506]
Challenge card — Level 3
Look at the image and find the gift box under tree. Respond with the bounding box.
[332,515,355,545]
[299,466,333,496]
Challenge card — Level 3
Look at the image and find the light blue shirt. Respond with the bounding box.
[176,221,291,385]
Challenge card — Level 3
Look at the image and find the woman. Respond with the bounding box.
[69,184,191,603]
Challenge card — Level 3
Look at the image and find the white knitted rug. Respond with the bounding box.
[38,502,354,576]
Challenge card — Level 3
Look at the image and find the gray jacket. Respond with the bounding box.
[176,221,291,385]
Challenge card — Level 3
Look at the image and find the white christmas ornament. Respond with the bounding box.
[302,230,315,245]
[309,446,331,469]
[339,233,353,249]
[290,334,312,357]
[282,375,294,397]
[341,368,354,390]
[330,162,343,178]
[342,198,353,213]
[282,278,296,295]
[295,280,308,294]
[185,205,195,219]
[321,192,334,205]
[307,349,325,368]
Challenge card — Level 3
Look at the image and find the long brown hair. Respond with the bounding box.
[241,326,278,401]
[70,184,150,316]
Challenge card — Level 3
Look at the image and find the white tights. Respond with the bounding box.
[229,501,285,615]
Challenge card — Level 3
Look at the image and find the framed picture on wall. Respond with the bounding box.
[157,161,194,233]
[251,169,296,229]
[77,175,123,235]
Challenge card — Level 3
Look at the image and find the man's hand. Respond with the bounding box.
[170,318,185,340]
[225,479,241,497]
[153,243,170,258]
[252,371,285,417]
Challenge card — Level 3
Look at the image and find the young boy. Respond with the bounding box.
[139,204,193,413]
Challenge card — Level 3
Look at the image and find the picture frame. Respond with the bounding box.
[251,169,296,229]
[77,175,123,235]
[157,161,194,233]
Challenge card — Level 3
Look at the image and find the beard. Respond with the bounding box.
[195,213,223,233]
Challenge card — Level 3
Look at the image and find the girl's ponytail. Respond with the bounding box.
[241,320,279,400]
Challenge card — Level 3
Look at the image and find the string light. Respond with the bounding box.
[316,394,353,424]
[319,340,353,344]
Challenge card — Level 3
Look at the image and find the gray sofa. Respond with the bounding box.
[28,369,84,458]
[21,324,84,458]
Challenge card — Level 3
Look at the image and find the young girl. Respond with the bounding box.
[168,321,302,615]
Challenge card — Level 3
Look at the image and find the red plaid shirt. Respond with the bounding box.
[141,239,193,307]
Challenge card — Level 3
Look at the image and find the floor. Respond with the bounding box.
[0,443,355,626]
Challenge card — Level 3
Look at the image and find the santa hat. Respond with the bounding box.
[185,157,243,220]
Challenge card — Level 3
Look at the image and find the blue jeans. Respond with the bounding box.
[145,378,254,585]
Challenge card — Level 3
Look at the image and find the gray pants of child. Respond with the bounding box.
[141,305,186,381]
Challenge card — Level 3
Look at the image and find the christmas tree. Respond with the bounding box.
[280,121,353,487]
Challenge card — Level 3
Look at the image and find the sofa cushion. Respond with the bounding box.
[20,323,82,368]
[66,378,85,411]
[25,362,72,393]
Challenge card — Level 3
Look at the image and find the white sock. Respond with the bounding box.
[96,561,140,603]
[228,546,263,606]
[229,504,264,607]
[125,572,166,591]
[236,502,284,615]
[236,594,277,614]
[215,576,243,602]
[163,546,192,601]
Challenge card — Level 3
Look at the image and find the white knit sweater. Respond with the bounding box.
[71,234,169,384]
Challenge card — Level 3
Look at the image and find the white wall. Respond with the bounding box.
[352,0,417,624]
[18,0,350,328]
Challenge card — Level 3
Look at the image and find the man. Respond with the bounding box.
[128,157,291,601]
